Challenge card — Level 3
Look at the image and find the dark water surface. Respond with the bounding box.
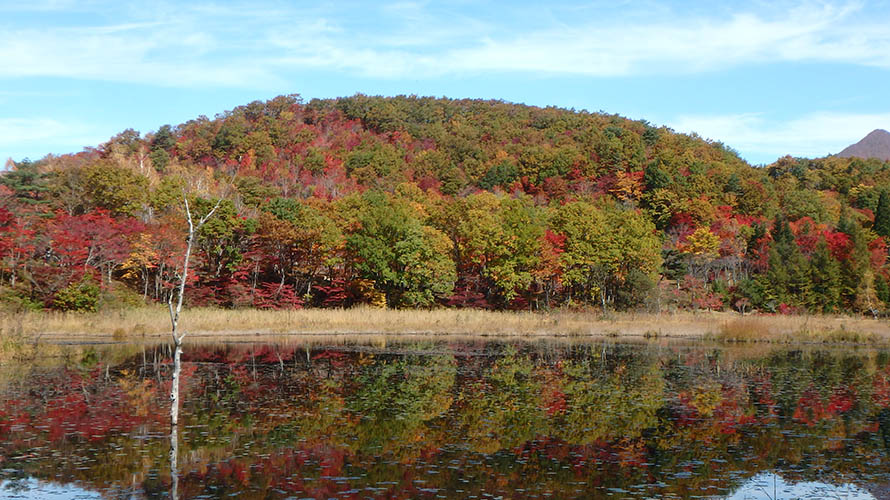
[2,339,890,499]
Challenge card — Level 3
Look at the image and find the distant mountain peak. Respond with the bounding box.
[837,129,890,161]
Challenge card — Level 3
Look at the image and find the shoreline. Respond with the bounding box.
[3,306,890,344]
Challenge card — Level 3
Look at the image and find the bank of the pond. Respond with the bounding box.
[2,307,889,344]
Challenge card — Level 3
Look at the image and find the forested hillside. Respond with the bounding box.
[2,94,890,315]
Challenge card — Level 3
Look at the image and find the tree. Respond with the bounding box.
[50,209,140,285]
[554,201,661,309]
[346,191,455,307]
[82,163,149,216]
[168,194,224,417]
[478,160,518,190]
[855,269,881,317]
[167,186,226,499]
[151,124,176,152]
[874,189,890,238]
[431,193,545,307]
[0,206,34,288]
[643,160,672,191]
[0,159,49,205]
[837,214,872,308]
[809,238,841,313]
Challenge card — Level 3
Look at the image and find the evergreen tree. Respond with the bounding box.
[746,222,767,255]
[876,273,890,306]
[810,238,841,313]
[643,160,671,191]
[765,215,808,306]
[0,159,49,204]
[874,189,890,238]
[838,212,871,308]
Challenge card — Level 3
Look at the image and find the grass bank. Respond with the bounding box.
[3,306,890,344]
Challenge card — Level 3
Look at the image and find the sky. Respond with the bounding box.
[1,0,889,166]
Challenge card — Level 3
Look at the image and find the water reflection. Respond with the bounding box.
[0,478,101,499]
[726,472,875,499]
[2,341,890,498]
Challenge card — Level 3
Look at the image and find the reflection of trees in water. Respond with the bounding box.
[2,342,890,497]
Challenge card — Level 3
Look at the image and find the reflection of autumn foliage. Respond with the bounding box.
[3,343,890,498]
[873,368,890,408]
[792,385,855,426]
[539,366,566,416]
[1,367,166,452]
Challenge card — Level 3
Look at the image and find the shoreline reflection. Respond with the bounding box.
[1,341,889,498]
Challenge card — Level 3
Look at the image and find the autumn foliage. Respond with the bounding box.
[2,94,890,314]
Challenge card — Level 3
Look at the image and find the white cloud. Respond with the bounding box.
[439,1,890,76]
[670,111,890,164]
[0,22,284,88]
[261,0,890,78]
[0,1,887,86]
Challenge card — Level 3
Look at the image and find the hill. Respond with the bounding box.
[2,93,890,316]
[837,129,890,161]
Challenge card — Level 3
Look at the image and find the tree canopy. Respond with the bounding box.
[2,94,890,315]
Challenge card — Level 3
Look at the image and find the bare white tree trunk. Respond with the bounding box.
[169,423,179,499]
[168,195,222,424]
[167,193,224,499]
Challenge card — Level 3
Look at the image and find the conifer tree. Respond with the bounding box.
[810,238,841,313]
[874,189,890,238]
[876,273,890,306]
[765,215,803,306]
[838,213,871,308]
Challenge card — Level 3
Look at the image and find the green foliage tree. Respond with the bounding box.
[83,163,148,216]
[151,124,176,151]
[0,159,49,205]
[643,161,672,192]
[149,148,170,172]
[874,189,890,238]
[52,275,100,312]
[194,197,252,278]
[345,142,404,184]
[765,215,813,308]
[478,160,518,190]
[837,214,872,308]
[809,238,841,313]
[554,201,661,308]
[347,191,455,307]
[235,176,278,207]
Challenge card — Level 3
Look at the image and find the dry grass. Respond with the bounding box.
[715,314,885,344]
[2,306,890,344]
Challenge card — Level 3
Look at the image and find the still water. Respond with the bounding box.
[2,339,890,499]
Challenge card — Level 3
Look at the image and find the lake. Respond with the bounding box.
[1,339,890,499]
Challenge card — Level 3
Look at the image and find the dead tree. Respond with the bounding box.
[168,193,224,499]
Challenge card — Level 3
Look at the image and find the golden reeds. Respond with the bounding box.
[716,314,884,343]
[2,306,888,344]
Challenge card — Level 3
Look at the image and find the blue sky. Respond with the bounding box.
[2,0,889,166]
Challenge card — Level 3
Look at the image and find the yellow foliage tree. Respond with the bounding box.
[683,227,720,257]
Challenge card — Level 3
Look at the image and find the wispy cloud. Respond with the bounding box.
[671,111,890,164]
[0,1,887,86]
[441,1,890,76]
[263,0,890,78]
[0,22,283,87]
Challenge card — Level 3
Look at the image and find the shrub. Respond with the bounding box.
[0,286,44,313]
[53,277,101,312]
